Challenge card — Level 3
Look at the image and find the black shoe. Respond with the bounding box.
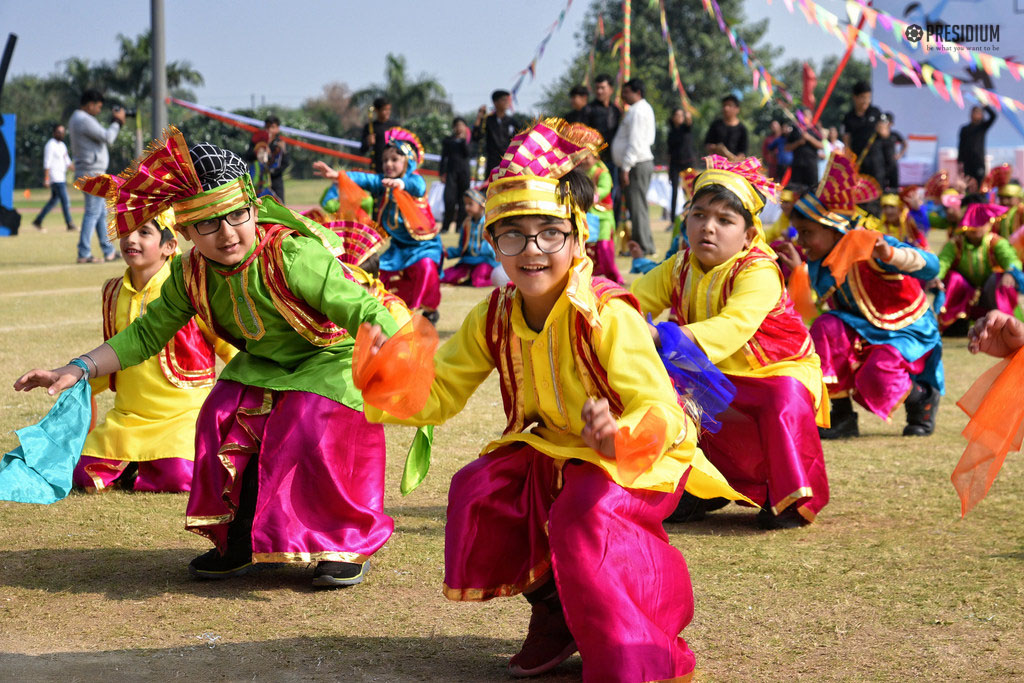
[66,223,77,232]
[903,383,939,436]
[32,219,43,230]
[819,411,859,439]
[757,506,809,530]
[188,548,254,580]
[312,560,370,587]
[665,492,727,523]
[422,309,440,326]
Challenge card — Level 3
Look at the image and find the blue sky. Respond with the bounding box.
[1,0,843,116]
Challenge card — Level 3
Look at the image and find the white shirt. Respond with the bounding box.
[43,138,72,183]
[611,97,655,172]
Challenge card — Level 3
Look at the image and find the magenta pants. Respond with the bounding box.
[381,257,441,311]
[185,381,392,564]
[810,314,929,420]
[440,261,494,287]
[586,239,623,284]
[73,455,193,493]
[444,444,695,681]
[939,270,1019,331]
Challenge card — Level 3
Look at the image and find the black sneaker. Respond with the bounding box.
[903,383,939,437]
[188,548,254,580]
[312,560,370,588]
[757,506,809,530]
[422,309,440,326]
[665,492,728,523]
[818,411,859,439]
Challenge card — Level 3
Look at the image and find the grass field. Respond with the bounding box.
[1,182,1023,681]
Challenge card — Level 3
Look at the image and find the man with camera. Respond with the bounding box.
[68,89,124,263]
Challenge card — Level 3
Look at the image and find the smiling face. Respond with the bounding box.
[463,197,485,220]
[489,215,576,320]
[382,147,408,179]
[120,222,175,271]
[685,193,756,270]
[179,206,257,267]
[792,214,842,262]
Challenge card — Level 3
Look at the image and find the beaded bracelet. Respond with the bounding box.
[69,358,90,382]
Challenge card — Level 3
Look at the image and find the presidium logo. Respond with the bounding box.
[904,22,1001,51]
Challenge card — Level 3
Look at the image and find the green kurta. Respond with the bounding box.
[106,229,399,411]
[937,233,1023,288]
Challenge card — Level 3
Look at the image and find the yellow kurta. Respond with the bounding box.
[367,276,741,498]
[631,248,827,419]
[82,261,235,463]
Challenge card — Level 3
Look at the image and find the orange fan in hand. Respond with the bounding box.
[353,314,439,419]
[787,263,817,324]
[614,408,667,486]
[822,229,878,285]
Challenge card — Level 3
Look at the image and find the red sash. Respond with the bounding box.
[101,276,216,391]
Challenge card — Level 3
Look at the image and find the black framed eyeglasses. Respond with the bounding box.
[191,206,253,236]
[493,228,572,256]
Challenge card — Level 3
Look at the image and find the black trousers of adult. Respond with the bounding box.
[789,162,819,190]
[441,169,470,234]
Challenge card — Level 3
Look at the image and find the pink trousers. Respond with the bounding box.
[939,271,1019,331]
[440,261,494,287]
[73,455,193,492]
[382,257,441,311]
[444,444,695,682]
[699,375,829,520]
[186,381,392,563]
[586,240,623,284]
[810,314,928,420]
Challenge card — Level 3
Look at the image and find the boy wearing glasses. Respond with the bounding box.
[360,119,741,680]
[15,129,400,588]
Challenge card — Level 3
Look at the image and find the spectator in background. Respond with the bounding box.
[68,89,123,263]
[959,105,997,190]
[883,111,906,190]
[819,126,842,179]
[474,89,517,179]
[666,106,695,224]
[31,123,75,232]
[244,115,289,202]
[762,120,782,179]
[841,81,884,185]
[612,78,656,255]
[704,94,748,161]
[770,121,794,182]
[786,112,823,188]
[361,96,396,175]
[586,74,623,219]
[564,85,590,124]
[438,117,471,234]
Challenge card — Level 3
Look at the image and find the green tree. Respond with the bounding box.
[352,54,452,121]
[537,0,779,160]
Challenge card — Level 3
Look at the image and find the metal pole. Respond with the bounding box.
[151,0,168,138]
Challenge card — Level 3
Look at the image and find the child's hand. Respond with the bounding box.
[775,240,802,271]
[581,397,617,460]
[872,236,894,262]
[968,310,1024,357]
[357,323,388,358]
[381,178,405,191]
[14,365,84,396]
[312,161,339,180]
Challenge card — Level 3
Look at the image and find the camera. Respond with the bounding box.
[112,105,137,118]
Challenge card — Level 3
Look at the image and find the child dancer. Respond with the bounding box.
[578,146,622,283]
[15,130,400,587]
[440,188,497,287]
[778,151,944,439]
[879,192,928,248]
[314,127,443,323]
[631,155,830,529]
[74,208,234,492]
[360,119,742,680]
[934,203,1024,332]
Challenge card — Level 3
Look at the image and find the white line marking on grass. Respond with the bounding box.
[0,319,95,333]
[0,287,95,299]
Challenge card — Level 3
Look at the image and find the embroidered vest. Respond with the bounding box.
[826,258,930,330]
[101,276,216,391]
[180,224,351,349]
[483,278,640,436]
[669,248,814,369]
